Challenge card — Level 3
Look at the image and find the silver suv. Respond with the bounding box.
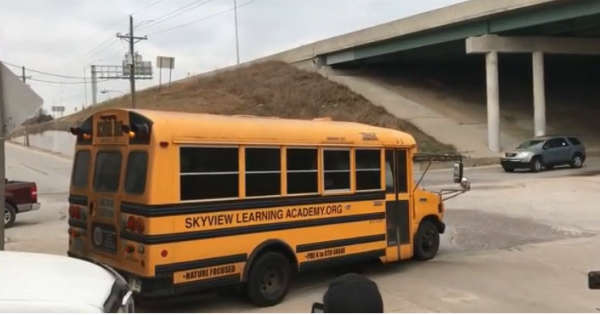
[501,136,586,172]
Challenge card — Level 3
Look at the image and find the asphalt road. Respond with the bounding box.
[4,142,600,312]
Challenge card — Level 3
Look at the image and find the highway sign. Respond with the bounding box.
[51,106,65,113]
[157,56,175,69]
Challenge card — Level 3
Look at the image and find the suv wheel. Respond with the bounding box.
[570,154,584,169]
[4,203,16,228]
[246,252,291,307]
[530,157,543,173]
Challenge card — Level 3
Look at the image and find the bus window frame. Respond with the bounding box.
[285,146,319,197]
[321,147,352,195]
[178,145,241,203]
[354,147,384,193]
[244,146,282,199]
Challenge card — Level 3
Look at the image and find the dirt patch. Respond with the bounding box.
[12,62,454,153]
[441,209,593,252]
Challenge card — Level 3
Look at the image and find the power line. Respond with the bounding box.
[1,60,87,80]
[131,0,167,16]
[28,77,113,85]
[150,0,255,36]
[72,0,164,63]
[137,0,217,32]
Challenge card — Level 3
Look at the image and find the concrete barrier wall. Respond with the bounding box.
[11,130,75,158]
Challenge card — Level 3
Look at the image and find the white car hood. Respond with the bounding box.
[0,251,116,312]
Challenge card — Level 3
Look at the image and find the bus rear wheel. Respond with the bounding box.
[246,252,291,307]
[414,220,439,261]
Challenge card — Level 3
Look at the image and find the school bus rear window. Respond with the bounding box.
[72,150,90,188]
[93,151,122,193]
[180,147,239,200]
[125,151,148,194]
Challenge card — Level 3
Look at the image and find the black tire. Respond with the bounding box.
[570,154,584,169]
[4,203,16,228]
[246,252,291,307]
[414,220,440,261]
[503,167,514,173]
[530,157,543,173]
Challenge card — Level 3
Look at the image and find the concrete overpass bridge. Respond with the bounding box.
[267,0,600,154]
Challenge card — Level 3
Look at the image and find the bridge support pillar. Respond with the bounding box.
[486,51,501,152]
[532,51,546,137]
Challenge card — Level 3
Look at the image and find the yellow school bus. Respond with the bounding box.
[67,108,462,306]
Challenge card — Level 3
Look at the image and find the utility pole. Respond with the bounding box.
[83,67,87,109]
[233,0,240,65]
[20,67,31,84]
[91,65,98,106]
[117,15,148,108]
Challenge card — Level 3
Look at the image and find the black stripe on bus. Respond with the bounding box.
[174,274,241,291]
[69,195,88,206]
[296,234,386,253]
[298,249,386,272]
[121,191,385,217]
[121,212,386,245]
[155,254,247,275]
[68,219,87,230]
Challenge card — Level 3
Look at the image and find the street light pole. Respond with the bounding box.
[233,0,240,65]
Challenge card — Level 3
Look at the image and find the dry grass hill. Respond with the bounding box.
[16,61,454,153]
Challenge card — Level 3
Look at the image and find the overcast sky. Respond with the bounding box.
[0,0,465,115]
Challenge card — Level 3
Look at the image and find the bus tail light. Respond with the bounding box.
[161,249,168,258]
[69,205,81,219]
[127,216,136,231]
[135,218,145,233]
[69,228,81,238]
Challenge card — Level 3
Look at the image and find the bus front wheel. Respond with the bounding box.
[414,220,440,261]
[246,252,291,307]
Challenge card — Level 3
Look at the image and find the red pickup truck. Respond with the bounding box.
[4,180,39,228]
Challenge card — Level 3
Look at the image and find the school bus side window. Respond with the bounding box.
[180,147,239,200]
[125,151,148,194]
[93,151,122,193]
[323,149,350,191]
[72,150,90,188]
[287,148,318,194]
[385,150,394,193]
[356,149,381,191]
[246,148,281,197]
[397,150,408,193]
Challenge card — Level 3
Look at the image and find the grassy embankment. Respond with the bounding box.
[15,61,454,153]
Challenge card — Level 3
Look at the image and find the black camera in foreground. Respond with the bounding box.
[589,271,600,289]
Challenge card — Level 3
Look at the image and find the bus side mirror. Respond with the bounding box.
[453,162,463,184]
[460,177,471,191]
[589,271,600,289]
